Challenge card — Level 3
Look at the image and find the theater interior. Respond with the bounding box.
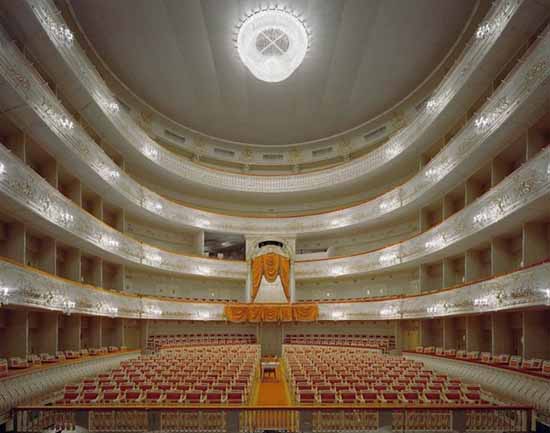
[0,0,549,432]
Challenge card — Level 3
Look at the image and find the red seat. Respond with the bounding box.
[185,391,203,403]
[319,391,337,403]
[102,391,120,403]
[360,391,378,403]
[58,391,79,405]
[401,391,419,403]
[206,392,223,404]
[339,391,359,403]
[299,391,316,403]
[145,391,164,403]
[444,392,462,403]
[80,391,100,403]
[124,390,143,402]
[381,392,399,403]
[227,391,243,404]
[423,392,442,403]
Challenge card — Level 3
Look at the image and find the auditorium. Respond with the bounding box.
[0,0,549,432]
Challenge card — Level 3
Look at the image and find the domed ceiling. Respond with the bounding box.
[68,0,477,145]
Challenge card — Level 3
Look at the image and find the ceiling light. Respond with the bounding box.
[237,9,309,82]
[0,162,5,175]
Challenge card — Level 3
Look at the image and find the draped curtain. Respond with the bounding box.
[224,304,318,322]
[251,253,290,302]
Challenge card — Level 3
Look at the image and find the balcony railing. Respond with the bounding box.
[14,404,534,432]
[0,12,547,236]
[25,0,520,194]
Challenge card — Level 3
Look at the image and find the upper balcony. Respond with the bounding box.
[5,0,543,204]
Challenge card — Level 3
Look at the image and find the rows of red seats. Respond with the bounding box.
[284,345,493,405]
[147,334,256,352]
[416,346,550,376]
[0,347,124,376]
[57,345,260,405]
[284,334,395,352]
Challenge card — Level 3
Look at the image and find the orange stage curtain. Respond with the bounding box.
[224,304,318,323]
[251,253,290,302]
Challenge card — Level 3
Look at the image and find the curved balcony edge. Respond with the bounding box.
[24,0,521,194]
[403,353,550,424]
[0,19,548,236]
[0,137,548,281]
[0,256,548,321]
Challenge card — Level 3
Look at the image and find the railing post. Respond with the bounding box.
[378,409,392,430]
[299,409,312,433]
[226,410,239,433]
[75,410,88,430]
[148,410,160,431]
[452,409,466,433]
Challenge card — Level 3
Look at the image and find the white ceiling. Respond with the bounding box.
[69,0,477,145]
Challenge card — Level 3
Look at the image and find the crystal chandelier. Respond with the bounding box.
[236,7,310,83]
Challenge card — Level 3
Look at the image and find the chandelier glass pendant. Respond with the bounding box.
[237,8,309,83]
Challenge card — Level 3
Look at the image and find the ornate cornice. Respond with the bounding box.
[24,0,520,193]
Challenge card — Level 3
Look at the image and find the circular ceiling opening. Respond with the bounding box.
[237,9,309,83]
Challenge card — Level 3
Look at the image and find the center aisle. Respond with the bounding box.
[253,361,291,406]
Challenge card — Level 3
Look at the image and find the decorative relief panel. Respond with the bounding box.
[0,12,547,237]
[25,0,520,193]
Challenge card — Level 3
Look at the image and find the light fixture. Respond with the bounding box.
[143,146,159,160]
[98,303,118,316]
[106,101,120,114]
[379,252,398,266]
[425,98,440,113]
[236,8,309,82]
[144,198,163,212]
[62,299,76,315]
[0,162,4,175]
[198,311,211,320]
[144,252,162,266]
[474,112,496,131]
[473,204,500,225]
[427,303,446,316]
[48,21,74,45]
[0,287,9,306]
[425,235,445,250]
[144,305,162,317]
[379,197,399,212]
[100,235,119,249]
[380,305,399,317]
[51,112,74,130]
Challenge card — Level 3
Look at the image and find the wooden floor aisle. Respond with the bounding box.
[254,364,291,406]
